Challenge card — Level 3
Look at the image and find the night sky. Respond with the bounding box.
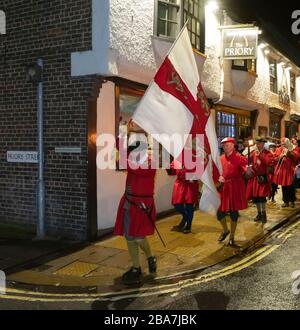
[221,0,300,66]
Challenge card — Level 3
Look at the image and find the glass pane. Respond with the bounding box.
[196,37,200,51]
[119,92,142,127]
[194,3,199,18]
[192,18,196,33]
[158,20,166,36]
[196,21,200,35]
[168,5,178,21]
[191,33,195,46]
[184,0,188,11]
[187,17,192,29]
[189,0,193,13]
[158,3,167,20]
[167,22,178,38]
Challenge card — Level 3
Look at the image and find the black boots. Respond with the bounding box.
[122,267,142,284]
[183,224,191,234]
[261,212,267,224]
[148,256,157,274]
[254,212,262,222]
[218,231,230,242]
[122,257,157,284]
[255,212,267,224]
[172,218,186,231]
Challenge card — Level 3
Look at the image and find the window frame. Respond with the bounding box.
[216,109,252,142]
[232,59,257,73]
[290,71,296,102]
[182,0,205,53]
[154,0,205,53]
[154,0,181,40]
[114,78,148,171]
[269,58,278,94]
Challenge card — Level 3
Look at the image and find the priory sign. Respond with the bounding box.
[221,27,258,60]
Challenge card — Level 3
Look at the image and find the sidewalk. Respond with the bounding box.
[2,196,300,294]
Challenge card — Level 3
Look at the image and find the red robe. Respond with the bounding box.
[273,147,298,186]
[219,151,248,212]
[114,159,156,237]
[246,150,274,200]
[168,161,199,205]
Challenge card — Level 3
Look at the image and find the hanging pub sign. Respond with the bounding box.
[221,27,259,60]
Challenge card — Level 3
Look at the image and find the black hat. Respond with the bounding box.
[255,136,267,143]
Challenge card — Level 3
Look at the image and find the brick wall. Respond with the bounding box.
[0,0,96,241]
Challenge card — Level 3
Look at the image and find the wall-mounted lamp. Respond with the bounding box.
[26,63,43,83]
[206,1,219,12]
[264,48,270,55]
[258,43,267,49]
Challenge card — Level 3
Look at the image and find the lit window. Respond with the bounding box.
[269,58,278,94]
[290,71,296,102]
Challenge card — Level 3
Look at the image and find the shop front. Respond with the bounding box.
[269,108,285,140]
[215,105,256,143]
[285,114,300,139]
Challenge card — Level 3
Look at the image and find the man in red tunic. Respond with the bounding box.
[246,137,274,223]
[114,139,157,285]
[168,159,199,234]
[268,142,279,203]
[273,138,299,208]
[217,137,248,246]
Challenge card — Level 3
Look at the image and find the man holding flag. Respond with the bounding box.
[132,25,223,217]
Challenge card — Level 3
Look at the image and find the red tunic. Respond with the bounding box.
[219,151,248,212]
[273,147,298,186]
[114,159,157,237]
[246,150,274,200]
[168,161,199,205]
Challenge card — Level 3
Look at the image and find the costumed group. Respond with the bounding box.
[114,130,300,285]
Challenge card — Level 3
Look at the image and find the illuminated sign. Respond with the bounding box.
[221,27,259,60]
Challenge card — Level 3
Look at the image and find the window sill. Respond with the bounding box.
[193,48,207,59]
[247,70,258,78]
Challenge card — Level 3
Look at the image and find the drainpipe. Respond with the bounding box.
[36,58,45,239]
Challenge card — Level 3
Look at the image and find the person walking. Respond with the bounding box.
[246,137,274,223]
[273,138,299,208]
[168,159,199,234]
[217,137,248,247]
[268,142,279,203]
[114,138,157,285]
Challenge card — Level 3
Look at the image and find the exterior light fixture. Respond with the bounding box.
[206,1,219,12]
[264,48,270,55]
[258,30,263,35]
[286,65,292,71]
[26,63,43,83]
[259,43,267,49]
